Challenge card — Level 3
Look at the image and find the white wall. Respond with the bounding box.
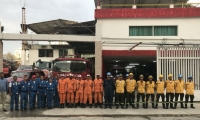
[27,49,59,65]
[99,18,200,50]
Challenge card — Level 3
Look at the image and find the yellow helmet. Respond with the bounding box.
[159,74,163,78]
[129,73,134,76]
[148,75,153,79]
[139,74,144,78]
[168,74,173,77]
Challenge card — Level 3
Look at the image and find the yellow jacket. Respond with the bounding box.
[137,81,146,93]
[146,81,155,94]
[125,79,136,93]
[185,82,194,95]
[175,80,185,93]
[156,80,165,94]
[165,80,175,93]
[115,80,125,93]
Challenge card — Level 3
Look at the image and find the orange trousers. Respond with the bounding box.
[65,93,68,103]
[67,92,74,103]
[75,92,83,103]
[94,92,103,103]
[83,94,92,104]
[59,93,66,104]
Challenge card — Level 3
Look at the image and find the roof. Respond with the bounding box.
[94,0,189,8]
[28,19,96,35]
[54,58,88,61]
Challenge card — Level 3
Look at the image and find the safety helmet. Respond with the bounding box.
[159,74,163,78]
[107,72,111,76]
[148,75,153,79]
[188,76,193,79]
[87,74,90,77]
[126,74,129,77]
[129,73,134,76]
[139,74,144,78]
[168,74,173,77]
[178,74,182,78]
[119,74,123,77]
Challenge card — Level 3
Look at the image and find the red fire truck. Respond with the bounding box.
[49,57,94,80]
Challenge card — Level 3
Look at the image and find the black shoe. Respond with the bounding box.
[104,106,107,109]
[30,108,33,110]
[121,105,124,109]
[10,109,13,111]
[15,109,19,111]
[132,104,135,108]
[191,104,195,109]
[95,104,98,108]
[21,109,23,111]
[173,107,176,109]
[99,103,103,109]
[24,108,27,110]
[83,104,86,108]
[116,105,119,109]
[165,107,168,109]
[90,104,92,108]
[126,104,128,109]
[109,106,112,109]
[74,103,77,108]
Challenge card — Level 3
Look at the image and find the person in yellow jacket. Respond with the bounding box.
[145,75,155,109]
[184,76,195,109]
[164,74,175,109]
[174,74,185,109]
[155,74,165,109]
[115,74,125,109]
[125,73,136,109]
[136,74,146,109]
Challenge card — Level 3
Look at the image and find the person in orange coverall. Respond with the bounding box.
[65,75,69,107]
[75,75,85,108]
[93,75,103,108]
[83,74,93,108]
[66,74,75,108]
[57,75,66,108]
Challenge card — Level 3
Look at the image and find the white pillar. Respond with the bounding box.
[0,21,3,72]
[21,50,26,65]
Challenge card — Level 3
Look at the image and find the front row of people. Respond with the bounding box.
[9,72,196,111]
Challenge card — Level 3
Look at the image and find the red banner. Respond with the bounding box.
[95,8,200,18]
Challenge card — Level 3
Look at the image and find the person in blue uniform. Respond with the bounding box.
[37,76,47,109]
[43,76,49,108]
[53,75,59,108]
[9,76,20,111]
[19,75,29,111]
[103,72,115,109]
[29,75,37,110]
[46,78,55,109]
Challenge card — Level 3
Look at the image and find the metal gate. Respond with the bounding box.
[156,45,200,90]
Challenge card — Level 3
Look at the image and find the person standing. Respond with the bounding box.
[165,74,175,109]
[53,75,59,108]
[66,74,75,108]
[9,76,20,111]
[155,75,165,109]
[174,74,185,109]
[83,74,93,108]
[136,74,146,109]
[37,76,47,109]
[0,72,8,112]
[58,75,66,108]
[115,74,125,109]
[185,76,195,109]
[75,75,84,108]
[93,75,103,108]
[29,75,37,110]
[103,72,115,109]
[46,78,55,109]
[145,75,155,108]
[19,75,29,111]
[125,73,136,109]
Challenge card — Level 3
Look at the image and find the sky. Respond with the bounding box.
[0,0,95,54]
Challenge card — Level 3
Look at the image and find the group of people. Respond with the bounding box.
[0,72,196,112]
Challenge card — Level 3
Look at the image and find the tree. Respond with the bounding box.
[3,52,17,61]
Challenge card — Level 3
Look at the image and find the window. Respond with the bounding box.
[59,49,68,57]
[129,26,178,36]
[38,49,53,57]
[129,26,153,36]
[154,26,177,36]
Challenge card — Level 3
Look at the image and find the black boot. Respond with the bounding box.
[184,104,187,109]
[71,104,74,108]
[135,104,139,109]
[143,103,146,109]
[95,103,98,108]
[62,104,65,108]
[116,104,119,109]
[162,103,165,109]
[126,104,128,109]
[109,105,112,109]
[145,103,148,109]
[90,104,92,108]
[99,103,103,108]
[74,103,77,108]
[60,104,62,108]
[152,103,155,108]
[191,104,195,109]
[132,104,135,108]
[154,104,158,109]
[121,105,124,109]
[170,103,173,109]
[181,103,184,108]
[173,103,177,109]
[67,104,71,108]
[165,103,169,109]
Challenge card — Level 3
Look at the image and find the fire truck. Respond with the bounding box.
[48,57,94,80]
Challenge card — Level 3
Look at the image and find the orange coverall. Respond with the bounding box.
[83,80,93,104]
[75,80,85,103]
[66,79,75,104]
[93,79,103,104]
[58,79,67,104]
[65,78,69,103]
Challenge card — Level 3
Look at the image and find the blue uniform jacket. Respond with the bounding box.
[46,83,55,95]
[103,79,115,93]
[19,80,30,92]
[52,79,58,90]
[37,80,47,92]
[29,80,37,92]
[10,81,20,94]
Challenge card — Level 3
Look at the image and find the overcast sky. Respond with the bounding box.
[0,0,95,54]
